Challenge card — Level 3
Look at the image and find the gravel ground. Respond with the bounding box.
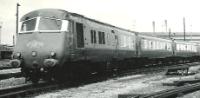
[0,77,26,88]
[182,90,200,98]
[33,71,194,98]
[178,73,200,98]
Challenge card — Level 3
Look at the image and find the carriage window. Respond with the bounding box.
[98,31,105,44]
[165,43,167,50]
[91,30,94,43]
[102,32,105,44]
[143,40,147,49]
[90,30,96,44]
[21,18,37,32]
[39,18,62,30]
[150,41,153,49]
[167,43,171,51]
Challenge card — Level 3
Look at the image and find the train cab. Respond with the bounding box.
[10,9,72,82]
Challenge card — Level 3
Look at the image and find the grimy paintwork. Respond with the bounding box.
[12,9,200,82]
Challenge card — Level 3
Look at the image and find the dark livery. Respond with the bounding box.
[10,9,200,83]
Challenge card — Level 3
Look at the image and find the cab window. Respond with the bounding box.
[21,18,37,32]
[39,18,62,30]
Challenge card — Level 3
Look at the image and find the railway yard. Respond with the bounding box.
[0,7,198,98]
[1,60,200,98]
[2,3,200,98]
[1,0,200,98]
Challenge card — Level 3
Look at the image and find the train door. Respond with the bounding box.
[135,33,141,57]
[114,33,120,59]
[68,21,75,53]
[172,40,176,56]
[76,22,84,48]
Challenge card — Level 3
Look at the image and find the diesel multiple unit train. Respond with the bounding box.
[10,9,200,83]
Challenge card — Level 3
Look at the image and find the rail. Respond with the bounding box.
[141,82,200,98]
[119,62,200,98]
[0,62,199,98]
[0,82,61,98]
[0,72,21,80]
[0,67,16,70]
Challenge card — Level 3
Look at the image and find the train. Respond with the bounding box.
[10,9,200,83]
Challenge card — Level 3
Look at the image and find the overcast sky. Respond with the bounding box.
[0,0,200,45]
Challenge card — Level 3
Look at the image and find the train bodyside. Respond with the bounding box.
[62,13,138,74]
[10,9,139,82]
[137,34,173,58]
[136,34,174,64]
[11,8,200,83]
[173,40,200,62]
[67,14,138,63]
[65,13,179,70]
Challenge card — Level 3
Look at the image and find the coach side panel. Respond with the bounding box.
[174,41,198,57]
[138,35,173,58]
[69,15,137,62]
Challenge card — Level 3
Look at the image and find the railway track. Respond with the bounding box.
[0,67,16,70]
[0,78,108,98]
[139,82,200,98]
[117,62,200,77]
[118,62,200,98]
[0,68,22,80]
[0,82,62,98]
[0,62,199,98]
[0,72,22,80]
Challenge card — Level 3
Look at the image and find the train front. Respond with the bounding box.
[10,9,70,83]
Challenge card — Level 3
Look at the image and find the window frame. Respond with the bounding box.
[19,16,70,33]
[37,17,63,32]
[19,17,38,33]
[98,31,105,44]
[90,30,97,44]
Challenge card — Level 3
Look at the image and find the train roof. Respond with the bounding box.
[20,9,68,21]
[21,9,137,34]
[174,40,198,45]
[138,33,173,42]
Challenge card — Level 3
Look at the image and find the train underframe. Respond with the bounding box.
[21,67,55,83]
[21,56,200,83]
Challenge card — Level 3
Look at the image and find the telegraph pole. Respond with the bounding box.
[165,20,168,33]
[152,21,155,33]
[0,22,2,44]
[16,3,20,37]
[13,35,15,46]
[15,3,20,46]
[169,28,171,38]
[183,17,186,41]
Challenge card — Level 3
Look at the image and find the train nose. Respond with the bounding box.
[10,59,21,67]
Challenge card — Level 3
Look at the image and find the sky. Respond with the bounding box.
[0,0,200,45]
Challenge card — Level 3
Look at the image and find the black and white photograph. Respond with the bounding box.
[1,0,200,98]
